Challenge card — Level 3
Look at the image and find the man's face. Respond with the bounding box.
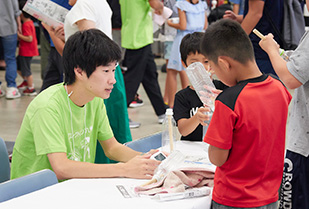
[84,61,117,99]
[186,52,210,71]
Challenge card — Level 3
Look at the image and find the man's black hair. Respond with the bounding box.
[200,19,255,64]
[180,32,204,66]
[19,1,31,19]
[62,29,121,85]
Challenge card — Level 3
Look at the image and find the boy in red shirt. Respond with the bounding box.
[16,1,39,96]
[201,19,292,208]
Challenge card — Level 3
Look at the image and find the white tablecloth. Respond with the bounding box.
[0,141,214,209]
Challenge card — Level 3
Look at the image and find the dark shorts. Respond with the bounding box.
[17,56,32,77]
[279,150,309,209]
[212,200,278,209]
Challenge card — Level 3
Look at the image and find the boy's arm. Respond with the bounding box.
[47,137,160,180]
[177,107,210,137]
[259,34,302,89]
[17,32,32,42]
[241,0,264,35]
[208,145,229,167]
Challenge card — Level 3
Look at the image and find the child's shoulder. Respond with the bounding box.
[175,0,207,12]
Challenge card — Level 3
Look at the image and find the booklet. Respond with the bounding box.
[23,0,69,28]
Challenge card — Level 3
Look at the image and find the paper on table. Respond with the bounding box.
[153,6,173,26]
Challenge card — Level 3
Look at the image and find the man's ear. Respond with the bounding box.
[217,56,231,72]
[181,60,187,68]
[74,67,84,80]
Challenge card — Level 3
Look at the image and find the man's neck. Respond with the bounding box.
[64,84,94,107]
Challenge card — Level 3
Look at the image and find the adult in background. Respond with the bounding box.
[0,0,22,99]
[119,0,167,124]
[224,0,283,76]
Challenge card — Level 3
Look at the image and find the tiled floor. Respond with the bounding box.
[0,56,182,143]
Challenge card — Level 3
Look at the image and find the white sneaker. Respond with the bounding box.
[6,87,21,99]
[158,114,166,124]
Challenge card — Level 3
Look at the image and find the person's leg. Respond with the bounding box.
[0,39,6,70]
[39,29,51,80]
[123,48,147,106]
[279,150,309,209]
[41,47,64,91]
[2,34,18,88]
[16,56,28,89]
[141,44,166,117]
[165,68,178,108]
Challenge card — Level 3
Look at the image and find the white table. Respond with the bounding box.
[0,142,214,209]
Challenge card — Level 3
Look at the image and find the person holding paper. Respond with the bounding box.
[10,29,160,180]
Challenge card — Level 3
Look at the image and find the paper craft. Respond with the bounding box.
[23,0,69,28]
[153,6,173,26]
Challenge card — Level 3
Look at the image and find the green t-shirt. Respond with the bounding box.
[11,83,114,179]
[120,0,153,49]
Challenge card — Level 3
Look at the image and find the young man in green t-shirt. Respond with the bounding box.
[11,29,160,180]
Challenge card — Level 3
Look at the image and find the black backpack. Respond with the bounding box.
[265,0,305,50]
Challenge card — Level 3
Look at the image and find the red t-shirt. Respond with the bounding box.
[204,74,292,207]
[19,20,39,57]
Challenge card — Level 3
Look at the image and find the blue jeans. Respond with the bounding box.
[0,34,18,87]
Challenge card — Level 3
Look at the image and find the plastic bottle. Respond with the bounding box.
[161,108,177,153]
[279,49,293,61]
[185,62,217,112]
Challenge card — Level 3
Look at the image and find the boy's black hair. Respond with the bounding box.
[180,32,204,66]
[19,1,31,19]
[200,19,255,64]
[62,29,121,85]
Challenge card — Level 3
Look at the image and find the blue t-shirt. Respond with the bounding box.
[49,0,72,47]
[244,0,283,60]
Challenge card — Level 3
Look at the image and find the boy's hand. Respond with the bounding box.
[196,106,211,126]
[259,33,280,55]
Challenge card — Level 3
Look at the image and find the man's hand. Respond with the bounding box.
[122,153,161,179]
[54,26,65,42]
